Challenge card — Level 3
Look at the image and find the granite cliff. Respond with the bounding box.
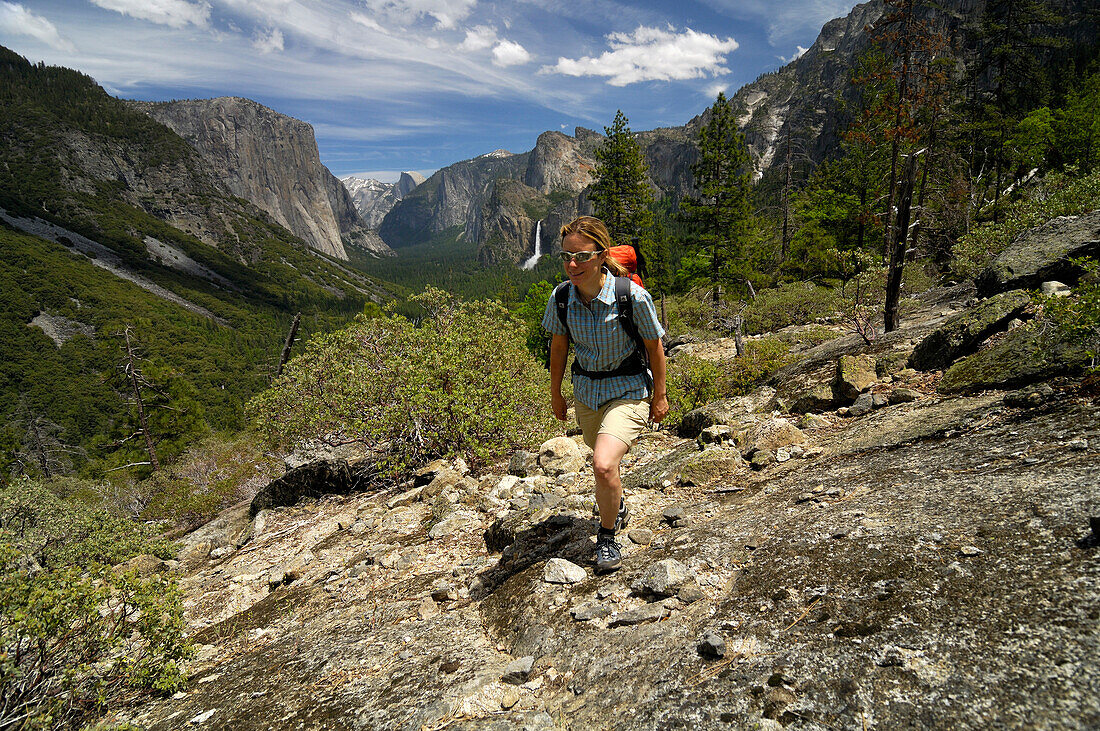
[132,97,389,260]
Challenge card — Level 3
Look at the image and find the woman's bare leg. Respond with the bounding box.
[592,433,631,530]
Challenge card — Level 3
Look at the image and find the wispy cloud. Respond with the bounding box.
[0,2,75,51]
[544,25,738,86]
[252,27,284,54]
[89,0,211,29]
[358,0,477,30]
[698,0,860,47]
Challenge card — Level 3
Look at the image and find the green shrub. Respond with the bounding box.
[1037,258,1100,371]
[666,355,724,425]
[0,479,190,729]
[250,287,556,474]
[953,168,1100,278]
[744,282,838,334]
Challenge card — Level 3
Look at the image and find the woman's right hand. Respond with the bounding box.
[551,391,568,421]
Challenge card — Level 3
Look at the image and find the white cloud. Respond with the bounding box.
[89,0,211,28]
[358,0,477,29]
[543,25,738,86]
[459,24,497,51]
[780,45,808,63]
[491,39,530,67]
[0,3,75,51]
[703,82,727,98]
[253,27,284,54]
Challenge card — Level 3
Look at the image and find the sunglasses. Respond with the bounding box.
[558,250,601,263]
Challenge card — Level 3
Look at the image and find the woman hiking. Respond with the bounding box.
[541,216,668,572]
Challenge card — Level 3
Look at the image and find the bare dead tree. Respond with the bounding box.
[121,326,159,473]
[275,312,302,379]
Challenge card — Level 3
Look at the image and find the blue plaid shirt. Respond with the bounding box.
[542,272,665,410]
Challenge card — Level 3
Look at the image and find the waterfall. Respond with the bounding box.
[521,219,543,270]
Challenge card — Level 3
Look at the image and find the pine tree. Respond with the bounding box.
[590,110,654,247]
[679,92,753,299]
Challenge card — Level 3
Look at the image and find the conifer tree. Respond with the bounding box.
[679,92,753,300]
[590,110,654,247]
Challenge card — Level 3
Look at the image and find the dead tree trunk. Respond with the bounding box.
[123,327,159,472]
[884,153,919,333]
[276,312,302,379]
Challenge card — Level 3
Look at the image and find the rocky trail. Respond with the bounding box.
[111,231,1100,729]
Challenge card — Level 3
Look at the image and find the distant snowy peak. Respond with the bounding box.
[478,149,514,159]
[341,172,424,229]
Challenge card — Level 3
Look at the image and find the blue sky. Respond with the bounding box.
[1,0,861,182]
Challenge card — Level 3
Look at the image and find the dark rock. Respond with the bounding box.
[677,584,705,603]
[508,450,540,477]
[847,392,874,417]
[662,506,686,524]
[750,450,776,470]
[976,210,1100,296]
[791,384,842,414]
[250,460,362,517]
[908,290,1031,371]
[763,687,797,720]
[871,393,889,409]
[939,325,1089,394]
[1005,383,1056,407]
[697,630,726,658]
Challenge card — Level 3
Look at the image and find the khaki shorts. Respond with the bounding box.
[574,398,651,450]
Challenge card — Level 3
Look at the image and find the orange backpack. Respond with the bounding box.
[607,245,644,287]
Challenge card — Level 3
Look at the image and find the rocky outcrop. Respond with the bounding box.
[975,210,1100,296]
[524,131,595,194]
[909,289,1031,371]
[133,97,356,259]
[938,322,1091,393]
[473,179,546,266]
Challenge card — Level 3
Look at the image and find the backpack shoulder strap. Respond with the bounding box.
[553,281,571,342]
[614,276,645,356]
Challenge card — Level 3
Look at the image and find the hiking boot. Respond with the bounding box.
[614,497,630,532]
[592,497,630,533]
[595,533,622,572]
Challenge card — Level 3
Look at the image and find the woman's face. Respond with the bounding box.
[561,232,605,289]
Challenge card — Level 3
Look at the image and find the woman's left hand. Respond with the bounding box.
[649,394,669,423]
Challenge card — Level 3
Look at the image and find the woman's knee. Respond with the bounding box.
[591,452,622,481]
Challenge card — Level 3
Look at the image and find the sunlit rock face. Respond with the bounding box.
[133,96,358,260]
